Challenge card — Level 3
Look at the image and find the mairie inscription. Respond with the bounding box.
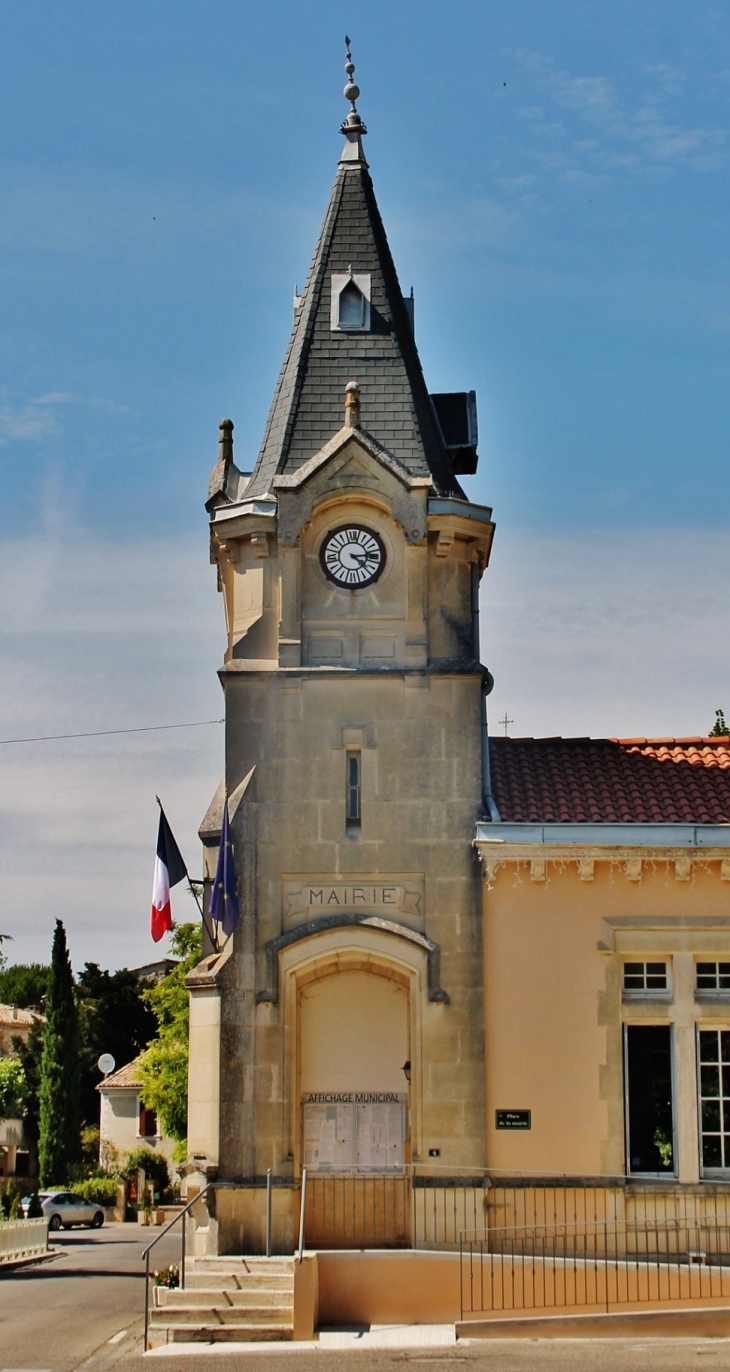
[283,875,423,925]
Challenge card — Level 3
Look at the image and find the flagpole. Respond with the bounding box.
[156,796,219,953]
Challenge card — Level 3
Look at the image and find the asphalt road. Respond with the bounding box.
[0,1221,179,1372]
[131,1344,730,1372]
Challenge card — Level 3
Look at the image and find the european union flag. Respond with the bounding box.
[210,798,239,937]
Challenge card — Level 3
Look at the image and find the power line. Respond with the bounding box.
[0,718,225,746]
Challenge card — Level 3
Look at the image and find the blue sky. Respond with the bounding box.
[2,1,729,530]
[1,2,729,967]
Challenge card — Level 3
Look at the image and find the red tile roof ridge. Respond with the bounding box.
[491,736,730,747]
[615,736,729,746]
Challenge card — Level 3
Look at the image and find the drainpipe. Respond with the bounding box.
[473,562,501,823]
[471,562,480,663]
[481,681,501,823]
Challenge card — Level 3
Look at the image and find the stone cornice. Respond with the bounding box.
[474,836,730,884]
[475,822,730,848]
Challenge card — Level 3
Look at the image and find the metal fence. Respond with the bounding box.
[460,1211,730,1319]
[298,1172,730,1266]
[304,1171,411,1248]
[0,1218,48,1264]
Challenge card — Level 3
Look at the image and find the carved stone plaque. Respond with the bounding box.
[282,874,424,931]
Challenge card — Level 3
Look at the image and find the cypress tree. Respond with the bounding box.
[38,920,81,1185]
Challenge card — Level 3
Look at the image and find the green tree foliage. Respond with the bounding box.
[0,963,49,1008]
[75,963,157,1126]
[121,1145,169,1192]
[1,1177,21,1219]
[12,1019,43,1147]
[38,920,81,1186]
[0,933,12,970]
[137,923,201,1149]
[0,1059,27,1120]
[710,709,729,738]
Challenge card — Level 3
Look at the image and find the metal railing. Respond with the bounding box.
[297,1167,307,1262]
[295,1168,730,1258]
[142,1181,213,1351]
[0,1217,48,1264]
[302,1170,411,1249]
[299,1166,491,1250]
[460,1214,730,1320]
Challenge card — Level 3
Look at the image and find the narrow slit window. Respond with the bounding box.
[624,1024,675,1175]
[346,751,361,828]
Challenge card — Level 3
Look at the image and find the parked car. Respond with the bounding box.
[21,1191,104,1230]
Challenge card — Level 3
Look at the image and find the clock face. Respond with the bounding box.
[320,524,385,588]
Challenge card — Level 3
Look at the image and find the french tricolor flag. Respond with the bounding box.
[151,803,188,943]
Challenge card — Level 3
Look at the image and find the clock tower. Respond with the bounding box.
[187,44,496,1253]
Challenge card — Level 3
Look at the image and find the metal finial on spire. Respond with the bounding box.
[340,35,367,159]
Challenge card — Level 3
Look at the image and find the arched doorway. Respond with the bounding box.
[279,931,426,1247]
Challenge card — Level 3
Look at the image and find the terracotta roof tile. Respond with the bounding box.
[489,737,730,825]
[98,1057,142,1091]
[0,1004,44,1028]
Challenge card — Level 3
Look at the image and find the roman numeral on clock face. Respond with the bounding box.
[320,524,385,588]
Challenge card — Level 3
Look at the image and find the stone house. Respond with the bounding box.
[98,1058,176,1176]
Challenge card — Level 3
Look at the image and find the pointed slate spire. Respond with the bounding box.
[245,43,462,500]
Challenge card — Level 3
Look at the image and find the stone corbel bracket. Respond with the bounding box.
[256,914,449,1005]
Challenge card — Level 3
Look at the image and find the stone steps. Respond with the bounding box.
[155,1304,292,1325]
[193,1256,294,1274]
[149,1256,295,1347]
[152,1322,293,1345]
[160,1287,293,1309]
[186,1271,294,1290]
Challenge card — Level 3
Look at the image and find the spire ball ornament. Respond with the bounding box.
[340,35,367,140]
[343,36,360,105]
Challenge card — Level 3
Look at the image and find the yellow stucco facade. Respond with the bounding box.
[480,847,730,1183]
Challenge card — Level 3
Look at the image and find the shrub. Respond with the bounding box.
[99,1138,121,1176]
[80,1124,100,1174]
[74,1177,117,1206]
[1,1178,20,1219]
[121,1146,169,1193]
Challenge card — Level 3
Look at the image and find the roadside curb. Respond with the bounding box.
[0,1247,62,1274]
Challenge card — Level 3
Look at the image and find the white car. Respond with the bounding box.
[22,1190,105,1230]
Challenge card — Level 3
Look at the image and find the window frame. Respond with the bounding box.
[696,1024,730,1179]
[623,1022,678,1178]
[330,272,372,332]
[138,1101,159,1140]
[695,962,730,1003]
[622,959,672,1002]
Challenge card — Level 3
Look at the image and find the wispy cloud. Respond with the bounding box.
[0,390,137,443]
[0,526,222,969]
[0,522,727,969]
[484,526,730,741]
[513,51,728,180]
[0,394,69,441]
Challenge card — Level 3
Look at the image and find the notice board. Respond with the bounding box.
[302,1093,406,1172]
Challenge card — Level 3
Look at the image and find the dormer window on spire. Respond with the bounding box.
[331,271,371,331]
